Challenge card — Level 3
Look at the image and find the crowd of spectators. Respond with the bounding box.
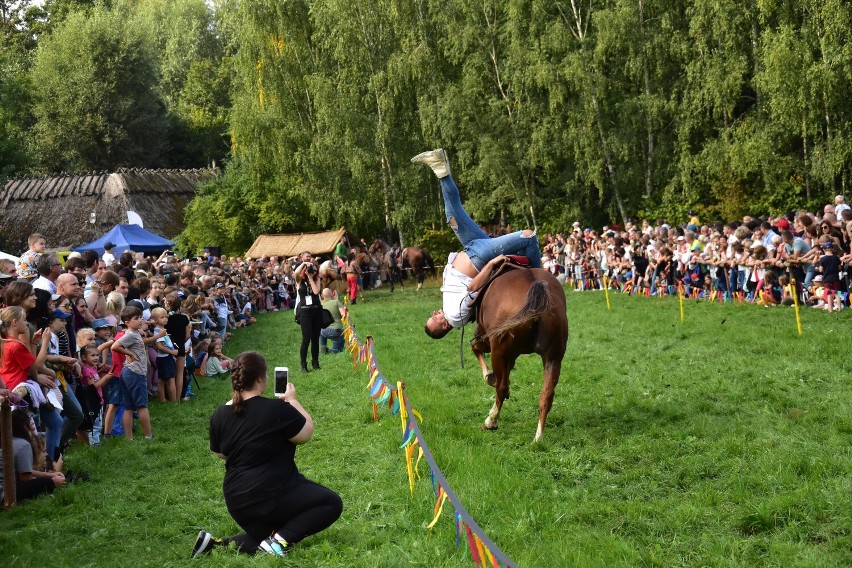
[0,235,324,504]
[540,196,852,313]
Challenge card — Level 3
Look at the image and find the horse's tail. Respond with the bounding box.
[423,250,436,276]
[482,279,552,342]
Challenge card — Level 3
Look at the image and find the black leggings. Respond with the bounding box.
[298,310,322,367]
[225,479,342,554]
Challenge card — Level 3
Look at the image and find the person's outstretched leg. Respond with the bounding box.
[412,149,488,247]
[466,229,542,270]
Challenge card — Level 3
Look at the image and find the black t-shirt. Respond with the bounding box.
[819,254,841,283]
[166,312,190,355]
[633,256,649,277]
[209,397,306,506]
[297,279,320,310]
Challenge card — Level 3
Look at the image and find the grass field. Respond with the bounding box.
[1,283,850,567]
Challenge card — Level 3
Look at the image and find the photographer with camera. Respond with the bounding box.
[293,251,323,373]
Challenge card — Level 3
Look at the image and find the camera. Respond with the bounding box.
[306,264,316,275]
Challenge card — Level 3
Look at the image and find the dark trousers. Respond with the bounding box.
[16,477,56,502]
[298,309,322,367]
[225,479,343,554]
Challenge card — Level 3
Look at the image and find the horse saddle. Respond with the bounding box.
[468,255,531,322]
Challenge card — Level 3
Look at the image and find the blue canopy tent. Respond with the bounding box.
[73,224,174,255]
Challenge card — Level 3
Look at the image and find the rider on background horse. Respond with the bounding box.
[411,148,542,338]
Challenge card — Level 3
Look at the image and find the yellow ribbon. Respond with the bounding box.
[427,488,448,529]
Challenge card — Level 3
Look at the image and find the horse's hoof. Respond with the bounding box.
[484,372,496,387]
[482,420,498,431]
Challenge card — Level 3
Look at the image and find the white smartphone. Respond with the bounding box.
[274,367,289,397]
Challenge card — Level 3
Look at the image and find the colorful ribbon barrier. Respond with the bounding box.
[341,310,518,568]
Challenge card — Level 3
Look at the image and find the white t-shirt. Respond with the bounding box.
[102,252,115,266]
[32,276,56,294]
[441,252,475,328]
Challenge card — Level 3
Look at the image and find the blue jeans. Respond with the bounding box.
[320,327,344,354]
[60,385,84,449]
[200,311,216,334]
[439,176,541,270]
[729,268,742,293]
[40,405,63,463]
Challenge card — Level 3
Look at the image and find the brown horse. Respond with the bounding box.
[401,246,436,290]
[370,238,404,291]
[470,268,568,442]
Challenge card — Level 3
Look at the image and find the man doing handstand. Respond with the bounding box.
[411,148,542,338]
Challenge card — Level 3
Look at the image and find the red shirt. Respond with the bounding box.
[0,339,36,390]
[110,331,126,376]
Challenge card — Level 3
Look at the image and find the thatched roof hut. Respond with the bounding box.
[0,168,214,253]
[245,228,358,259]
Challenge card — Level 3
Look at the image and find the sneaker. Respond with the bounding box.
[259,536,289,557]
[410,148,451,178]
[190,530,216,558]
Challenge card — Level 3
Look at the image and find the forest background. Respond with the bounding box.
[1,0,851,255]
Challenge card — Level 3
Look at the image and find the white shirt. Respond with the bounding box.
[102,252,115,266]
[441,252,475,328]
[32,276,56,294]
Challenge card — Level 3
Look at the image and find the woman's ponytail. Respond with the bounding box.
[230,351,267,414]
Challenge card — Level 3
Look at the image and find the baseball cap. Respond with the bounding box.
[92,318,112,329]
[50,308,72,320]
[775,218,790,230]
[104,242,115,250]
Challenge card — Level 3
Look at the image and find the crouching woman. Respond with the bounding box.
[192,351,342,558]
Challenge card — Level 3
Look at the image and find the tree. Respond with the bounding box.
[29,5,167,172]
[132,0,230,167]
[0,40,32,179]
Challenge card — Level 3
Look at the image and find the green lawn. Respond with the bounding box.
[1,284,850,567]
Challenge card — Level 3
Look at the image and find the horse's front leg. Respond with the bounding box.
[471,338,494,386]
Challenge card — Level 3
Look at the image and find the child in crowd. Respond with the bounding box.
[16,232,47,281]
[193,338,211,377]
[79,344,113,445]
[205,337,232,377]
[104,291,125,329]
[816,242,842,313]
[164,293,191,400]
[151,307,178,402]
[111,306,165,440]
[76,327,96,355]
[213,286,231,340]
[93,318,122,438]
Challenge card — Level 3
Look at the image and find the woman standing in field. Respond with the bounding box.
[293,252,323,373]
[192,351,342,558]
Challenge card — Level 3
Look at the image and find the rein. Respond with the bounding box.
[459,324,465,368]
